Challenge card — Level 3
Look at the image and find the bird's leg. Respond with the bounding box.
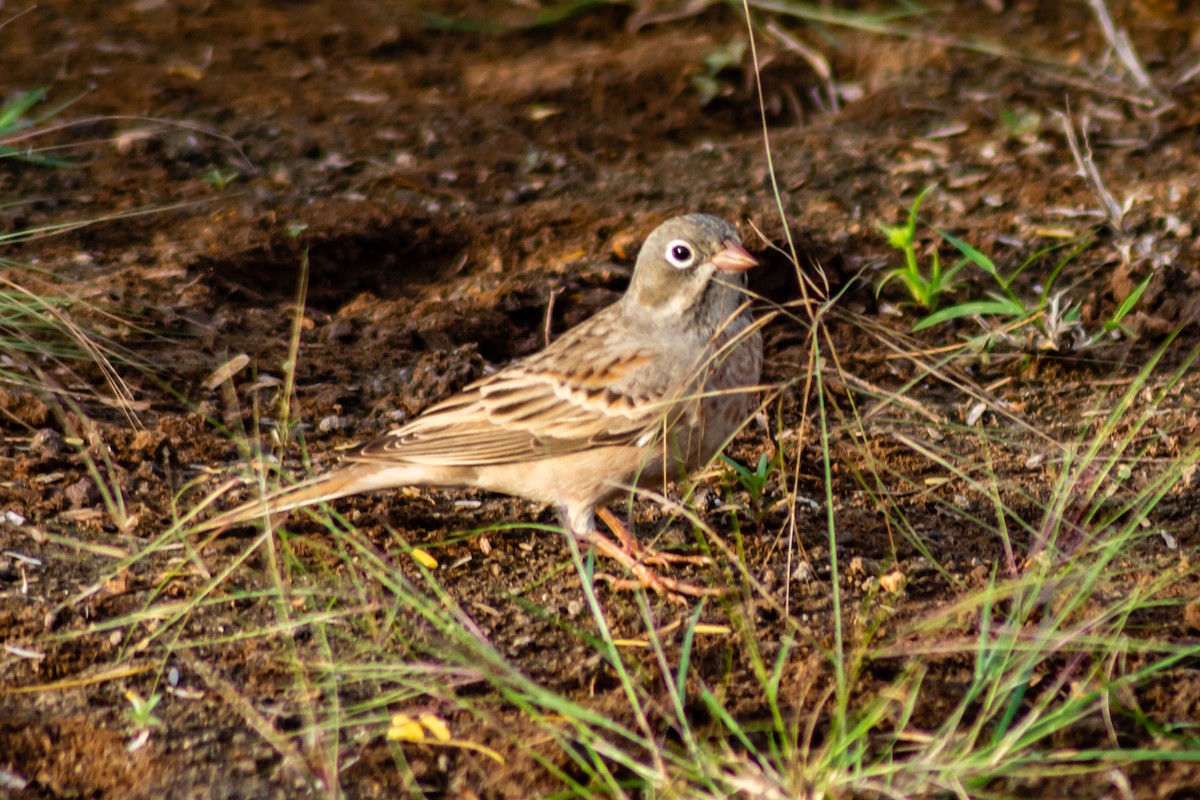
[580,507,729,602]
[595,507,712,567]
[585,531,728,603]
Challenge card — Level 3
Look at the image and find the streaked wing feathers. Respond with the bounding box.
[350,348,672,467]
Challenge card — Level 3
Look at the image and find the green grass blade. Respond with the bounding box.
[912,298,1027,331]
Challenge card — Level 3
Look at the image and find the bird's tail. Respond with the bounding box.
[192,462,403,534]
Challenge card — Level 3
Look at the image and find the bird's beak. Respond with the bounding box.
[710,239,758,271]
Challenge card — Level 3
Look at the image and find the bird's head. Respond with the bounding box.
[625,214,757,320]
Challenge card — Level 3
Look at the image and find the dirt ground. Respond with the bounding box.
[3,1,1200,797]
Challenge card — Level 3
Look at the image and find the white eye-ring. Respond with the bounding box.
[664,239,696,269]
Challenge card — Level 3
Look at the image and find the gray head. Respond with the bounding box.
[625,214,757,317]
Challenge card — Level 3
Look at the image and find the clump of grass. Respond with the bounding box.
[0,262,145,412]
[0,83,190,408]
[691,38,748,106]
[848,338,1200,796]
[0,87,116,395]
[877,185,1151,355]
[0,87,78,166]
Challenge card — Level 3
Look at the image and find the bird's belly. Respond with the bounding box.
[470,445,660,510]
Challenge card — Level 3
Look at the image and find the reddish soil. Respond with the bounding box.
[3,1,1200,797]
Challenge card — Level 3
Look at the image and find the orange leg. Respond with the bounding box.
[595,507,713,567]
[581,507,729,602]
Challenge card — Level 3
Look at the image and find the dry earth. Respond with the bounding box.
[3,1,1200,797]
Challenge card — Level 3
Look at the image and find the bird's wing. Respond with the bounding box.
[351,298,706,468]
[350,341,681,467]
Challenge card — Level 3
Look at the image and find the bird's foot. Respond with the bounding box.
[582,509,729,604]
[595,507,714,567]
[593,569,732,605]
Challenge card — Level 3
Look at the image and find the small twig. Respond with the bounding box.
[1029,65,1159,108]
[1058,107,1128,237]
[1086,0,1164,103]
[543,286,562,348]
[1175,57,1200,88]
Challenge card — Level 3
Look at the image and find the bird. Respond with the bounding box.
[197,213,763,600]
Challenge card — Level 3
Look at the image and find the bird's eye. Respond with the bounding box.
[665,240,695,269]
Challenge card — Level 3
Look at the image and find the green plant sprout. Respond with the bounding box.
[720,452,775,504]
[876,185,967,310]
[124,689,163,730]
[201,166,240,190]
[720,450,780,528]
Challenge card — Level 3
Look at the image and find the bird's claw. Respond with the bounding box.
[593,570,729,605]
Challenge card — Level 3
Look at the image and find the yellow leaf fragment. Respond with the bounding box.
[1034,227,1076,239]
[386,712,506,765]
[387,713,425,742]
[411,548,439,569]
[419,713,452,742]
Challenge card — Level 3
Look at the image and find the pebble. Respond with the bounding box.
[66,478,99,509]
[318,416,344,433]
[29,429,66,457]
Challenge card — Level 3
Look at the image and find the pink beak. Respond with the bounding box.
[710,239,758,271]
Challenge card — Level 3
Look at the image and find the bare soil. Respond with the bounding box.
[3,1,1200,797]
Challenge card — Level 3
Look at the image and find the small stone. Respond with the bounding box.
[29,429,66,457]
[65,478,99,509]
[791,561,813,582]
[318,416,344,433]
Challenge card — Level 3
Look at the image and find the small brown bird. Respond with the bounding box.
[200,214,762,598]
